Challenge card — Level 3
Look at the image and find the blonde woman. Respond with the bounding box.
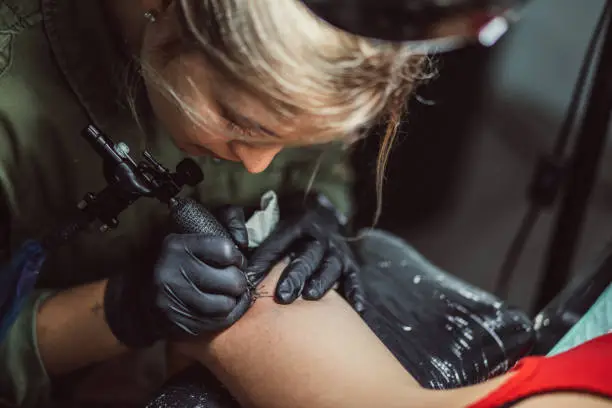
[0,0,426,406]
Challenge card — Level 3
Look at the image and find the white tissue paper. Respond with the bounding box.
[244,190,280,249]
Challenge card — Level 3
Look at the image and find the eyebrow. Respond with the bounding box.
[217,102,281,139]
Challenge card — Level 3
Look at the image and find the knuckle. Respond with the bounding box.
[324,253,342,267]
[288,256,309,271]
[232,272,249,292]
[163,234,185,251]
[219,296,238,314]
[223,267,247,291]
[218,239,236,256]
[200,235,233,251]
[193,235,218,250]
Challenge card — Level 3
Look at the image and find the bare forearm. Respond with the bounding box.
[36,280,127,375]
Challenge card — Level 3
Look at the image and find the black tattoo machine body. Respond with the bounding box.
[44,124,231,250]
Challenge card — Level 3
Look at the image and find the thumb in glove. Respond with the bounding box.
[214,206,249,252]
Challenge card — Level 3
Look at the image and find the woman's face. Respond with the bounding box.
[141,20,338,174]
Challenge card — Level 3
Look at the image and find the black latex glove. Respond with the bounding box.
[247,194,366,313]
[104,206,251,348]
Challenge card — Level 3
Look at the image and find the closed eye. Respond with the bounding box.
[217,102,281,140]
[225,120,255,137]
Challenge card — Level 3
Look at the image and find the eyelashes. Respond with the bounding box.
[217,109,260,141]
[225,120,254,137]
[221,117,279,146]
[217,110,357,147]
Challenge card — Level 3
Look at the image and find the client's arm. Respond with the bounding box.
[173,262,612,408]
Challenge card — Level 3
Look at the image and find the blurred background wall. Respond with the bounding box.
[352,0,612,313]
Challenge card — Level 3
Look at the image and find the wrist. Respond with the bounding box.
[104,273,162,348]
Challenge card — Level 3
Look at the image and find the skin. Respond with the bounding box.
[171,262,611,408]
[37,281,126,375]
[37,0,344,376]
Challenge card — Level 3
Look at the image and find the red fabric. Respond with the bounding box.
[469,333,612,408]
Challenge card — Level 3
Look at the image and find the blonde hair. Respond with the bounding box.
[145,0,432,223]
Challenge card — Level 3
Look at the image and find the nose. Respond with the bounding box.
[232,142,283,174]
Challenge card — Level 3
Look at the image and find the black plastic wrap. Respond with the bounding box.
[146,229,535,407]
[146,366,238,408]
[356,230,534,389]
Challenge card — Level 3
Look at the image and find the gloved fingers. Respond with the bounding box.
[247,223,303,283]
[160,278,239,318]
[166,310,226,337]
[169,234,247,269]
[275,240,326,304]
[181,292,238,318]
[302,253,343,301]
[221,290,252,327]
[215,206,249,252]
[182,258,248,297]
[166,291,251,335]
[167,314,200,337]
[160,280,190,311]
[341,264,367,314]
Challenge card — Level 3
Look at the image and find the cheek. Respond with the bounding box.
[145,82,187,140]
[144,82,217,148]
[142,51,223,149]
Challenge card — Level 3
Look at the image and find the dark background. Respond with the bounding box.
[351,0,612,312]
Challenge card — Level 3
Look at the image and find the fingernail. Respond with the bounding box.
[302,286,322,300]
[277,281,294,304]
[278,291,295,304]
[303,287,318,299]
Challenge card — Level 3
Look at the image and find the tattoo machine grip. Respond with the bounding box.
[169,197,232,240]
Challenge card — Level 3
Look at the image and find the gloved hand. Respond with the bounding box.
[247,193,366,313]
[103,206,251,348]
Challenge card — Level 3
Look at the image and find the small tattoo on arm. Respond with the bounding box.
[91,302,103,316]
[251,284,273,300]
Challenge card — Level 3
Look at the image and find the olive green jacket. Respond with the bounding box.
[0,0,354,406]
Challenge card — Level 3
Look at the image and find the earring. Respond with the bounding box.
[144,9,159,23]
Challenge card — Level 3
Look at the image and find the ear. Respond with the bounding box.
[161,0,174,11]
[142,0,174,14]
[141,0,164,11]
[141,0,182,53]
